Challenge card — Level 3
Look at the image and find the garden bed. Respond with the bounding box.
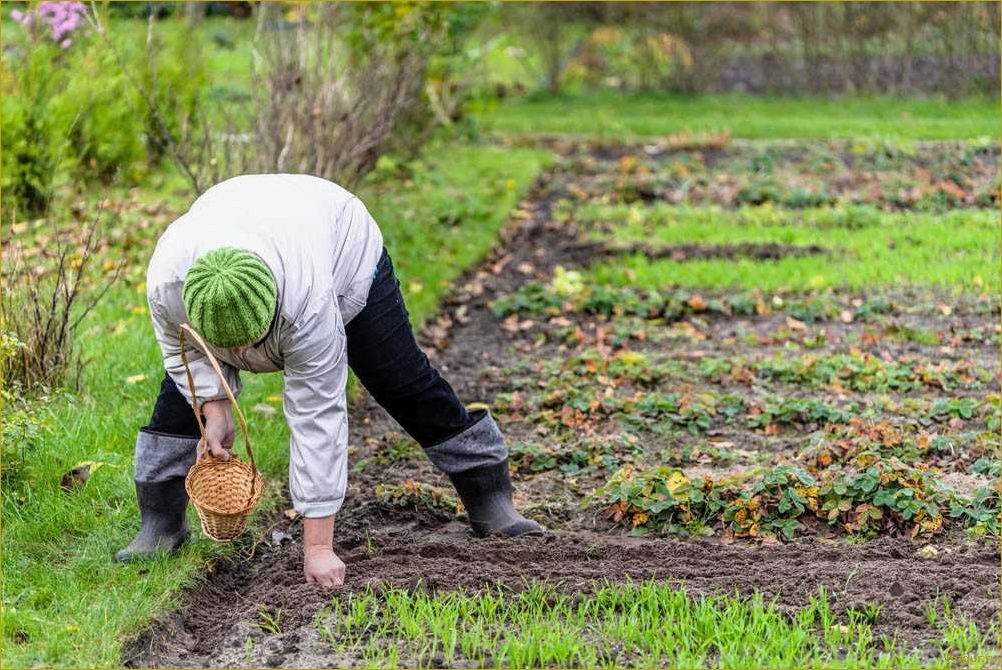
[127,140,1000,668]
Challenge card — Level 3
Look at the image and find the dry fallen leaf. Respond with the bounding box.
[785,316,808,331]
[60,460,115,492]
[61,464,91,492]
[126,374,147,385]
[687,295,706,311]
[491,254,513,275]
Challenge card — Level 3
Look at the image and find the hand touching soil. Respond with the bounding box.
[303,546,346,587]
[303,514,344,586]
[198,399,235,461]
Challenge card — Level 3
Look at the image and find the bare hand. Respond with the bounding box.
[198,398,235,461]
[303,546,346,587]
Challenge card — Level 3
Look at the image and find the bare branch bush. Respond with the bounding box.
[91,2,449,196]
[246,3,444,188]
[1,205,123,391]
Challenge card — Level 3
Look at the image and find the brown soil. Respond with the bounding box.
[125,525,998,668]
[125,150,1000,668]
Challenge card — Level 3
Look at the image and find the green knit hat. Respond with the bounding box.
[182,247,277,348]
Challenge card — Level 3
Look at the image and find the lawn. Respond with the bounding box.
[480,91,1000,141]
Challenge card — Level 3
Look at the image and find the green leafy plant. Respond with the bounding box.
[816,459,948,538]
[598,457,986,541]
[598,466,725,536]
[948,486,1000,537]
[724,465,818,540]
[0,333,51,487]
[375,480,462,519]
[256,608,282,635]
[1,42,69,218]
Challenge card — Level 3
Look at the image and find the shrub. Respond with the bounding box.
[132,16,207,168]
[1,207,122,391]
[58,43,147,182]
[1,42,69,219]
[2,4,149,219]
[0,333,50,487]
[245,3,448,189]
[86,5,210,192]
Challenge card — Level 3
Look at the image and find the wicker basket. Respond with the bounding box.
[179,324,265,542]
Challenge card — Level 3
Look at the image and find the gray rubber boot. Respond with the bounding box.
[114,477,191,562]
[448,460,545,538]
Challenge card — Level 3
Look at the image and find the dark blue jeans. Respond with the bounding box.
[145,248,474,447]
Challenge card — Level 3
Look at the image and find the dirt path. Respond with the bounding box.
[126,144,1000,668]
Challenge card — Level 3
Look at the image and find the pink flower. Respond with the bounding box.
[16,2,87,45]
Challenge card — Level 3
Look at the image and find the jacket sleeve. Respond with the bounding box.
[281,298,349,518]
[149,291,242,405]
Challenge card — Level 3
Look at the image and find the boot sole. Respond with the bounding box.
[114,530,190,563]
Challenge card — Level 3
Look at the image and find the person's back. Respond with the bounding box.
[148,174,383,329]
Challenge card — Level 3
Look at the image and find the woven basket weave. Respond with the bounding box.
[179,324,264,542]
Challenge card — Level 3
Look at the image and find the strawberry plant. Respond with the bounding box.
[970,457,1000,479]
[703,353,987,393]
[804,419,915,469]
[598,466,727,536]
[624,392,718,435]
[922,398,979,424]
[815,459,949,537]
[724,465,818,540]
[509,438,624,476]
[490,282,562,318]
[597,459,986,540]
[375,480,462,519]
[493,282,898,326]
[948,486,1000,537]
[745,397,851,431]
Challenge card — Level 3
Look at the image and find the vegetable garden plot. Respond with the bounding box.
[128,141,1000,668]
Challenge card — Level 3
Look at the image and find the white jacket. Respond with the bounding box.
[146,174,383,518]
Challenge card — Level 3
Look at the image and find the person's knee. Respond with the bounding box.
[146,375,201,437]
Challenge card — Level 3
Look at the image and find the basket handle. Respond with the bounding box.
[178,324,258,483]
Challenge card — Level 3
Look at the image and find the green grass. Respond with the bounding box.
[1,142,550,668]
[365,144,548,323]
[480,91,1000,141]
[309,581,997,668]
[579,203,1000,294]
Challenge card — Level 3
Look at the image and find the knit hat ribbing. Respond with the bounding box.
[182,248,277,348]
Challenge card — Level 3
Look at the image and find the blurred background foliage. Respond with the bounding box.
[1,1,998,221]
